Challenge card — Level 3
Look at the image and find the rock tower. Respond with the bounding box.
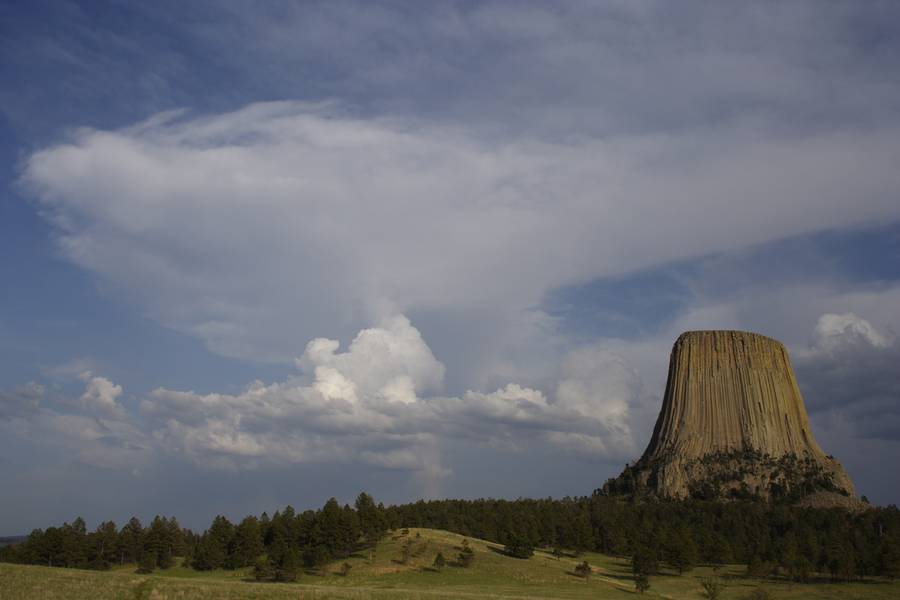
[605,331,856,502]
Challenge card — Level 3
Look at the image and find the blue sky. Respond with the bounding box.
[2,1,900,532]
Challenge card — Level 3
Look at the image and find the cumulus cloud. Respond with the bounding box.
[78,371,126,419]
[297,315,445,403]
[810,312,892,354]
[135,316,641,472]
[795,313,900,442]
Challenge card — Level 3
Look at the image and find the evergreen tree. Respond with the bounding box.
[89,521,118,569]
[355,492,386,545]
[276,547,300,582]
[145,516,173,569]
[666,526,698,575]
[136,551,156,574]
[193,515,234,570]
[433,551,446,570]
[881,540,900,580]
[166,517,187,557]
[229,516,264,568]
[504,533,534,559]
[60,518,88,568]
[118,517,144,565]
[632,545,659,576]
[338,504,361,557]
[253,555,273,581]
[191,516,234,572]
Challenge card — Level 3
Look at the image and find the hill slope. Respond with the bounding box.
[2,528,900,599]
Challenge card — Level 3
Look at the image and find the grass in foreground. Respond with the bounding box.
[2,528,899,599]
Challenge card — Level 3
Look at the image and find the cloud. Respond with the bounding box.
[7,1,900,513]
[78,371,126,419]
[0,382,44,420]
[21,102,900,372]
[795,313,900,442]
[810,312,892,354]
[296,315,445,402]
[42,357,100,380]
[0,375,150,470]
[134,316,641,472]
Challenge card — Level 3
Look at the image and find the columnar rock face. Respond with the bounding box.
[605,330,856,502]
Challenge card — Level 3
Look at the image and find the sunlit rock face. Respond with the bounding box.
[606,331,856,503]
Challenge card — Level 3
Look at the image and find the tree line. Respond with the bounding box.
[387,495,900,581]
[2,492,899,582]
[0,493,388,582]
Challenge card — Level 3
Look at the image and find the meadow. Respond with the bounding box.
[2,528,898,600]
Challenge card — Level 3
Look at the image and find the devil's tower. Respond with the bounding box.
[605,330,856,503]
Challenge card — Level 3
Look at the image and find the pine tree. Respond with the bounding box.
[191,516,234,572]
[253,555,273,581]
[503,533,533,559]
[136,551,156,574]
[632,545,659,576]
[118,517,144,565]
[145,516,173,569]
[433,551,446,570]
[881,540,900,580]
[89,521,118,570]
[666,527,698,575]
[276,547,300,582]
[355,492,386,545]
[60,518,88,568]
[230,516,264,568]
[166,517,187,557]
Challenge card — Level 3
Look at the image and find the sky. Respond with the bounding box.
[2,1,900,533]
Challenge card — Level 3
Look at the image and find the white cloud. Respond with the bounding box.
[21,103,900,373]
[10,1,900,508]
[135,316,640,472]
[811,312,892,354]
[78,372,126,419]
[297,315,445,402]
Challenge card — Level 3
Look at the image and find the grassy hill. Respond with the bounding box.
[2,527,899,599]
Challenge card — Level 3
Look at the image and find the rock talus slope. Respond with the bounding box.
[607,330,856,501]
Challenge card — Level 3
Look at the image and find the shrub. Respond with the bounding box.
[253,556,272,581]
[574,560,591,579]
[503,535,533,559]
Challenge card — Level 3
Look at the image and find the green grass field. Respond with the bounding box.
[2,528,898,599]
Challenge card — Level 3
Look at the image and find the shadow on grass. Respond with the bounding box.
[486,545,532,559]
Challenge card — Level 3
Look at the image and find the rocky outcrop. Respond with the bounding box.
[604,330,856,502]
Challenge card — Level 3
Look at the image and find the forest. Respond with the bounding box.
[2,492,899,584]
